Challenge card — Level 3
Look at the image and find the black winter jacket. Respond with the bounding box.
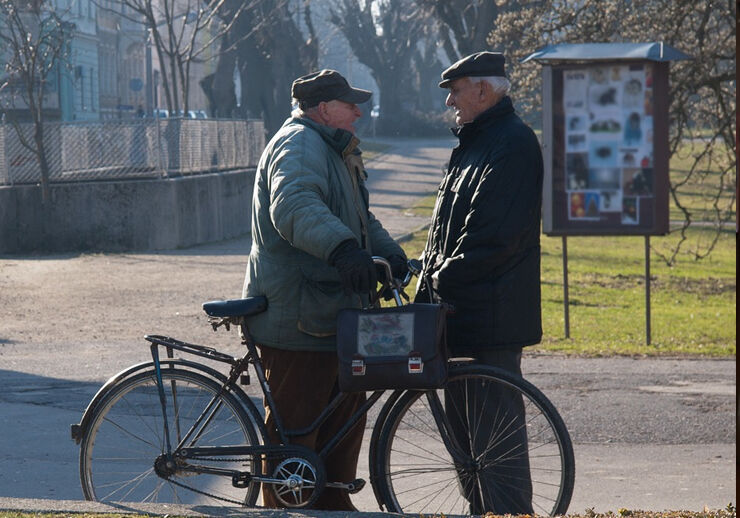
[416,96,543,353]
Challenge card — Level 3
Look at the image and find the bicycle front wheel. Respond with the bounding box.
[79,368,261,505]
[373,363,574,516]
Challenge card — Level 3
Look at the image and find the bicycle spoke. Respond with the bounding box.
[80,368,261,506]
[100,467,154,502]
[388,430,450,465]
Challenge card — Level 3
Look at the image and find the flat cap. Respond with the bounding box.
[439,51,506,88]
[292,69,372,107]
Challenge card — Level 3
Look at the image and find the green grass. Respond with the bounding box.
[537,229,735,356]
[400,203,736,358]
[668,139,736,222]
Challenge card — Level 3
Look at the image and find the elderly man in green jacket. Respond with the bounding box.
[242,69,407,510]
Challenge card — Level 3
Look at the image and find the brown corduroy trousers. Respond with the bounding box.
[259,346,366,510]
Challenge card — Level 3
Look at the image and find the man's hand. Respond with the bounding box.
[376,254,409,282]
[387,254,409,280]
[329,240,378,295]
[376,254,408,301]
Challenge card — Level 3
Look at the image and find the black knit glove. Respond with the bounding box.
[388,254,409,280]
[376,254,408,301]
[329,240,378,295]
[375,254,409,282]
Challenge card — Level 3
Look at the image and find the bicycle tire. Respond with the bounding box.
[373,363,574,516]
[79,367,262,505]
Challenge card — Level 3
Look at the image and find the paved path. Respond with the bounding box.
[363,136,454,238]
[0,137,735,516]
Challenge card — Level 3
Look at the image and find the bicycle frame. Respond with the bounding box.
[143,330,468,490]
[143,329,392,461]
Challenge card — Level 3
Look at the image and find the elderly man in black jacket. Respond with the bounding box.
[416,51,543,514]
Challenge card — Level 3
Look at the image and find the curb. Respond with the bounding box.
[0,497,410,517]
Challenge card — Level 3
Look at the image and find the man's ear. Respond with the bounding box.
[317,101,331,123]
[480,80,502,107]
[478,79,492,101]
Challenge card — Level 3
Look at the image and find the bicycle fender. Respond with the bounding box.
[71,359,267,444]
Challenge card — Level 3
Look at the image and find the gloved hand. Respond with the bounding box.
[377,254,409,301]
[375,254,409,282]
[329,240,378,295]
[387,254,409,280]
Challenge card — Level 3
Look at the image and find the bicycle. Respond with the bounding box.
[71,258,575,516]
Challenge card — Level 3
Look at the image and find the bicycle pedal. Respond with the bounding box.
[348,478,365,494]
[232,471,251,488]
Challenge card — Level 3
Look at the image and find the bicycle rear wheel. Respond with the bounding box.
[373,363,574,516]
[79,368,261,505]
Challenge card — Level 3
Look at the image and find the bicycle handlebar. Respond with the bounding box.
[371,256,422,307]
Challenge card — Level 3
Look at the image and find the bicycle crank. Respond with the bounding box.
[326,478,366,494]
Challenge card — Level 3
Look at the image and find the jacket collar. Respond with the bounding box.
[293,116,360,157]
[451,95,515,140]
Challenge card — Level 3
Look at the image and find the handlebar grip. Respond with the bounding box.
[407,258,422,276]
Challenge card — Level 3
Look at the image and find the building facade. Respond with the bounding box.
[1,0,214,122]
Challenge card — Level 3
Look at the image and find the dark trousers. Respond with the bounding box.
[259,346,366,511]
[444,347,533,514]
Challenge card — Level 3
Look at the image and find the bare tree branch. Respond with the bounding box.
[487,0,736,264]
[0,0,72,203]
[99,0,259,114]
[329,0,430,135]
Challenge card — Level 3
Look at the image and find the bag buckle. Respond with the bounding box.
[408,353,423,374]
[351,358,366,376]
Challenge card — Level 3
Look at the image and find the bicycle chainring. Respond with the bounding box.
[271,456,323,508]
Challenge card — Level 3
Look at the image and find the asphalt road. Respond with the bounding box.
[0,137,735,515]
[0,351,734,513]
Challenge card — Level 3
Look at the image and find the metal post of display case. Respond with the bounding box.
[645,236,651,345]
[562,236,570,338]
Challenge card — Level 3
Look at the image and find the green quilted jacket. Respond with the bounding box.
[242,116,404,351]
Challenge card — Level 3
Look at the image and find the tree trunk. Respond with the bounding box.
[210,36,237,117]
[33,120,51,204]
[375,72,406,136]
[238,38,288,136]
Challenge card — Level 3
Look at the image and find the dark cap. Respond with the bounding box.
[439,51,506,88]
[291,69,372,107]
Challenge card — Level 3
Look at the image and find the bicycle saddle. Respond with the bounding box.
[202,296,267,318]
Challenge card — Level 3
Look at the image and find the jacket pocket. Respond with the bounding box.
[297,276,354,338]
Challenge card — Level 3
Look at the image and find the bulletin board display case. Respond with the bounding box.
[541,61,670,236]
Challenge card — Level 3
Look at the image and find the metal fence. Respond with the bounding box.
[0,118,265,185]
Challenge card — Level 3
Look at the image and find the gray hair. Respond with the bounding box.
[478,76,511,96]
[291,99,319,118]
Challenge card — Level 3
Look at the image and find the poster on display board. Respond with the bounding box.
[542,61,670,236]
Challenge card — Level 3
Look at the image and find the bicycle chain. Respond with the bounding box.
[162,475,248,506]
[161,454,264,506]
[193,456,254,463]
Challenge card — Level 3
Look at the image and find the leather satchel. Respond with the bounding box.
[336,303,448,392]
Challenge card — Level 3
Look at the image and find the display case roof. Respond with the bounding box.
[522,42,692,63]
